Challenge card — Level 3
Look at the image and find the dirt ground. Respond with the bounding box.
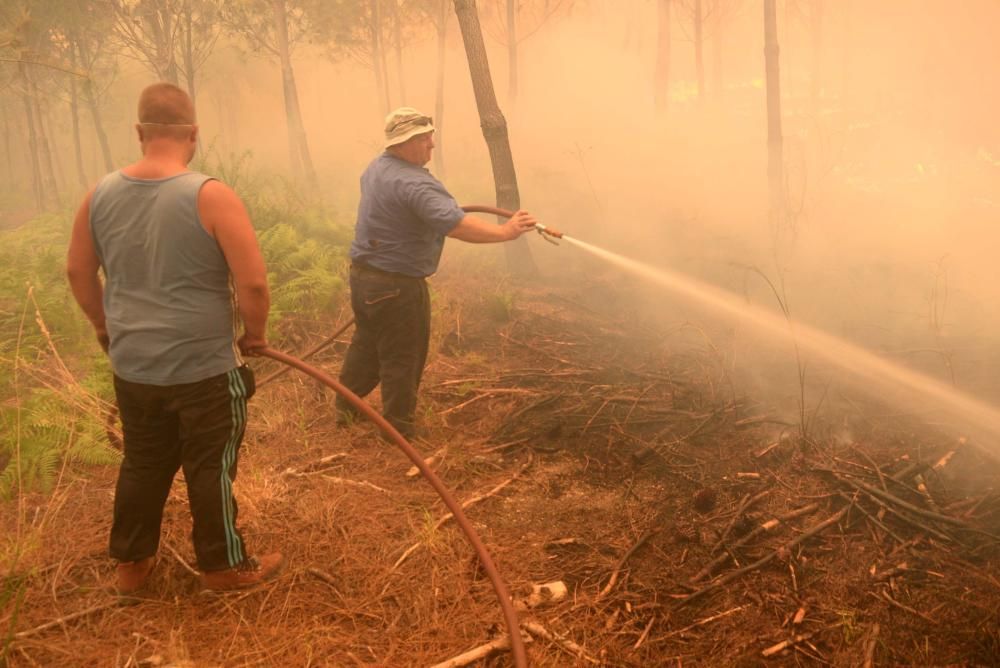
[3,266,1000,667]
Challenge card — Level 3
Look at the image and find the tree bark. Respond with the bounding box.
[76,41,114,173]
[694,0,704,104]
[433,0,448,177]
[371,0,391,113]
[69,48,89,190]
[506,0,517,104]
[272,0,317,187]
[764,0,784,233]
[654,0,671,113]
[393,0,406,103]
[28,74,61,203]
[452,0,536,275]
[18,65,44,210]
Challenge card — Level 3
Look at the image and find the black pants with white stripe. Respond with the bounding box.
[109,365,255,572]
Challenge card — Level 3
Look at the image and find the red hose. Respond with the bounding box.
[256,347,528,667]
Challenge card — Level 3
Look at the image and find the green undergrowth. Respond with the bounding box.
[0,160,355,497]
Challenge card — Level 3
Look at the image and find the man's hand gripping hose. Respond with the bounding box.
[460,204,564,244]
[253,346,528,668]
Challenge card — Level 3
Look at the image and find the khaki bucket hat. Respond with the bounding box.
[384,107,435,148]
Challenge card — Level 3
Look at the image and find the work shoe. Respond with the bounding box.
[116,556,155,595]
[200,553,284,591]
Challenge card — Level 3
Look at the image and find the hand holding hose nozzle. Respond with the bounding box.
[534,222,564,245]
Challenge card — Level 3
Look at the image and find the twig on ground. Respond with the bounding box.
[862,622,880,668]
[633,614,656,649]
[164,543,199,577]
[762,632,816,657]
[428,633,529,668]
[652,605,750,643]
[712,491,770,554]
[876,590,937,624]
[322,476,389,494]
[257,317,354,388]
[391,455,533,571]
[521,621,600,664]
[306,567,337,588]
[596,528,660,602]
[14,601,120,639]
[682,504,851,605]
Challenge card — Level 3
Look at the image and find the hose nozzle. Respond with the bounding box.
[535,222,564,244]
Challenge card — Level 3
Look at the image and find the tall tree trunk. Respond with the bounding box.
[69,74,88,190]
[694,0,704,105]
[272,0,317,187]
[18,64,44,210]
[28,76,61,203]
[77,42,114,173]
[183,2,197,105]
[809,0,824,115]
[453,0,537,275]
[712,8,723,104]
[433,0,448,177]
[654,0,671,113]
[371,0,392,113]
[764,0,784,235]
[506,0,517,104]
[393,0,406,103]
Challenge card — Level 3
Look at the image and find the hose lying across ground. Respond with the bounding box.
[256,347,528,668]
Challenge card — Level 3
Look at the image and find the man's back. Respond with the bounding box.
[90,170,240,385]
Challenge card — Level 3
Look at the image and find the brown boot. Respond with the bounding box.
[116,556,155,595]
[200,553,284,591]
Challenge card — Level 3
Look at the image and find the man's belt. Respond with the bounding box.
[351,261,425,280]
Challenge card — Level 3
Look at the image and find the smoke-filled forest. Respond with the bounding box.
[2,1,1000,666]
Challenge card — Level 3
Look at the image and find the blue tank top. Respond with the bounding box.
[89,170,242,385]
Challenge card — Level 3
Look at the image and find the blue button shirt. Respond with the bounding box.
[349,153,465,277]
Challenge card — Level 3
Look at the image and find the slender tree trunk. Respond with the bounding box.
[29,76,61,202]
[506,0,517,104]
[393,0,406,103]
[764,0,784,234]
[18,64,44,210]
[69,79,88,190]
[272,0,317,187]
[183,3,197,105]
[452,0,537,275]
[654,0,671,113]
[77,42,114,173]
[694,0,704,105]
[3,105,15,187]
[371,0,392,113]
[810,0,824,115]
[713,9,723,104]
[433,0,448,177]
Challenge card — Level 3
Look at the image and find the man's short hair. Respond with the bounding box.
[137,82,196,138]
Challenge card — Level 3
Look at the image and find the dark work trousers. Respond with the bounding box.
[337,264,431,438]
[110,365,255,572]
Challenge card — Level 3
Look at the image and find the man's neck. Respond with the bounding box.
[122,146,190,179]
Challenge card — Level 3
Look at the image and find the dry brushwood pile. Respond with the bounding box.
[4,269,1000,667]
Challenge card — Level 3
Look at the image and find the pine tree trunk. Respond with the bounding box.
[453,0,537,275]
[506,0,517,104]
[18,63,44,210]
[28,74,61,203]
[433,0,448,177]
[694,0,704,104]
[371,0,392,113]
[77,43,114,173]
[69,51,89,190]
[764,0,784,233]
[654,0,671,112]
[393,0,406,103]
[810,0,824,115]
[272,0,317,187]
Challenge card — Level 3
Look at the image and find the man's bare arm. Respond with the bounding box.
[446,210,537,243]
[66,191,109,351]
[199,180,270,353]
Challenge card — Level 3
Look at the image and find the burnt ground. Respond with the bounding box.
[3,265,1000,667]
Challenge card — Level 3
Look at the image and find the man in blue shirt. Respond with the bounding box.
[337,107,537,438]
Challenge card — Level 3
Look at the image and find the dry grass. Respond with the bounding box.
[3,269,1000,667]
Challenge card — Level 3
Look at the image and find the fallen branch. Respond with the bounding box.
[862,622,880,668]
[711,491,770,554]
[596,528,660,601]
[257,317,354,388]
[652,604,750,642]
[682,504,851,605]
[306,567,337,588]
[762,632,816,658]
[691,503,821,583]
[391,456,532,571]
[14,601,120,639]
[428,634,527,668]
[322,476,390,494]
[521,621,600,664]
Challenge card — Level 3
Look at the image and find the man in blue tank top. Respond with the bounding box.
[67,83,282,593]
[336,107,538,439]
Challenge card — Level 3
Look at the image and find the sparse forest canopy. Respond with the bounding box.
[3,0,1000,665]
